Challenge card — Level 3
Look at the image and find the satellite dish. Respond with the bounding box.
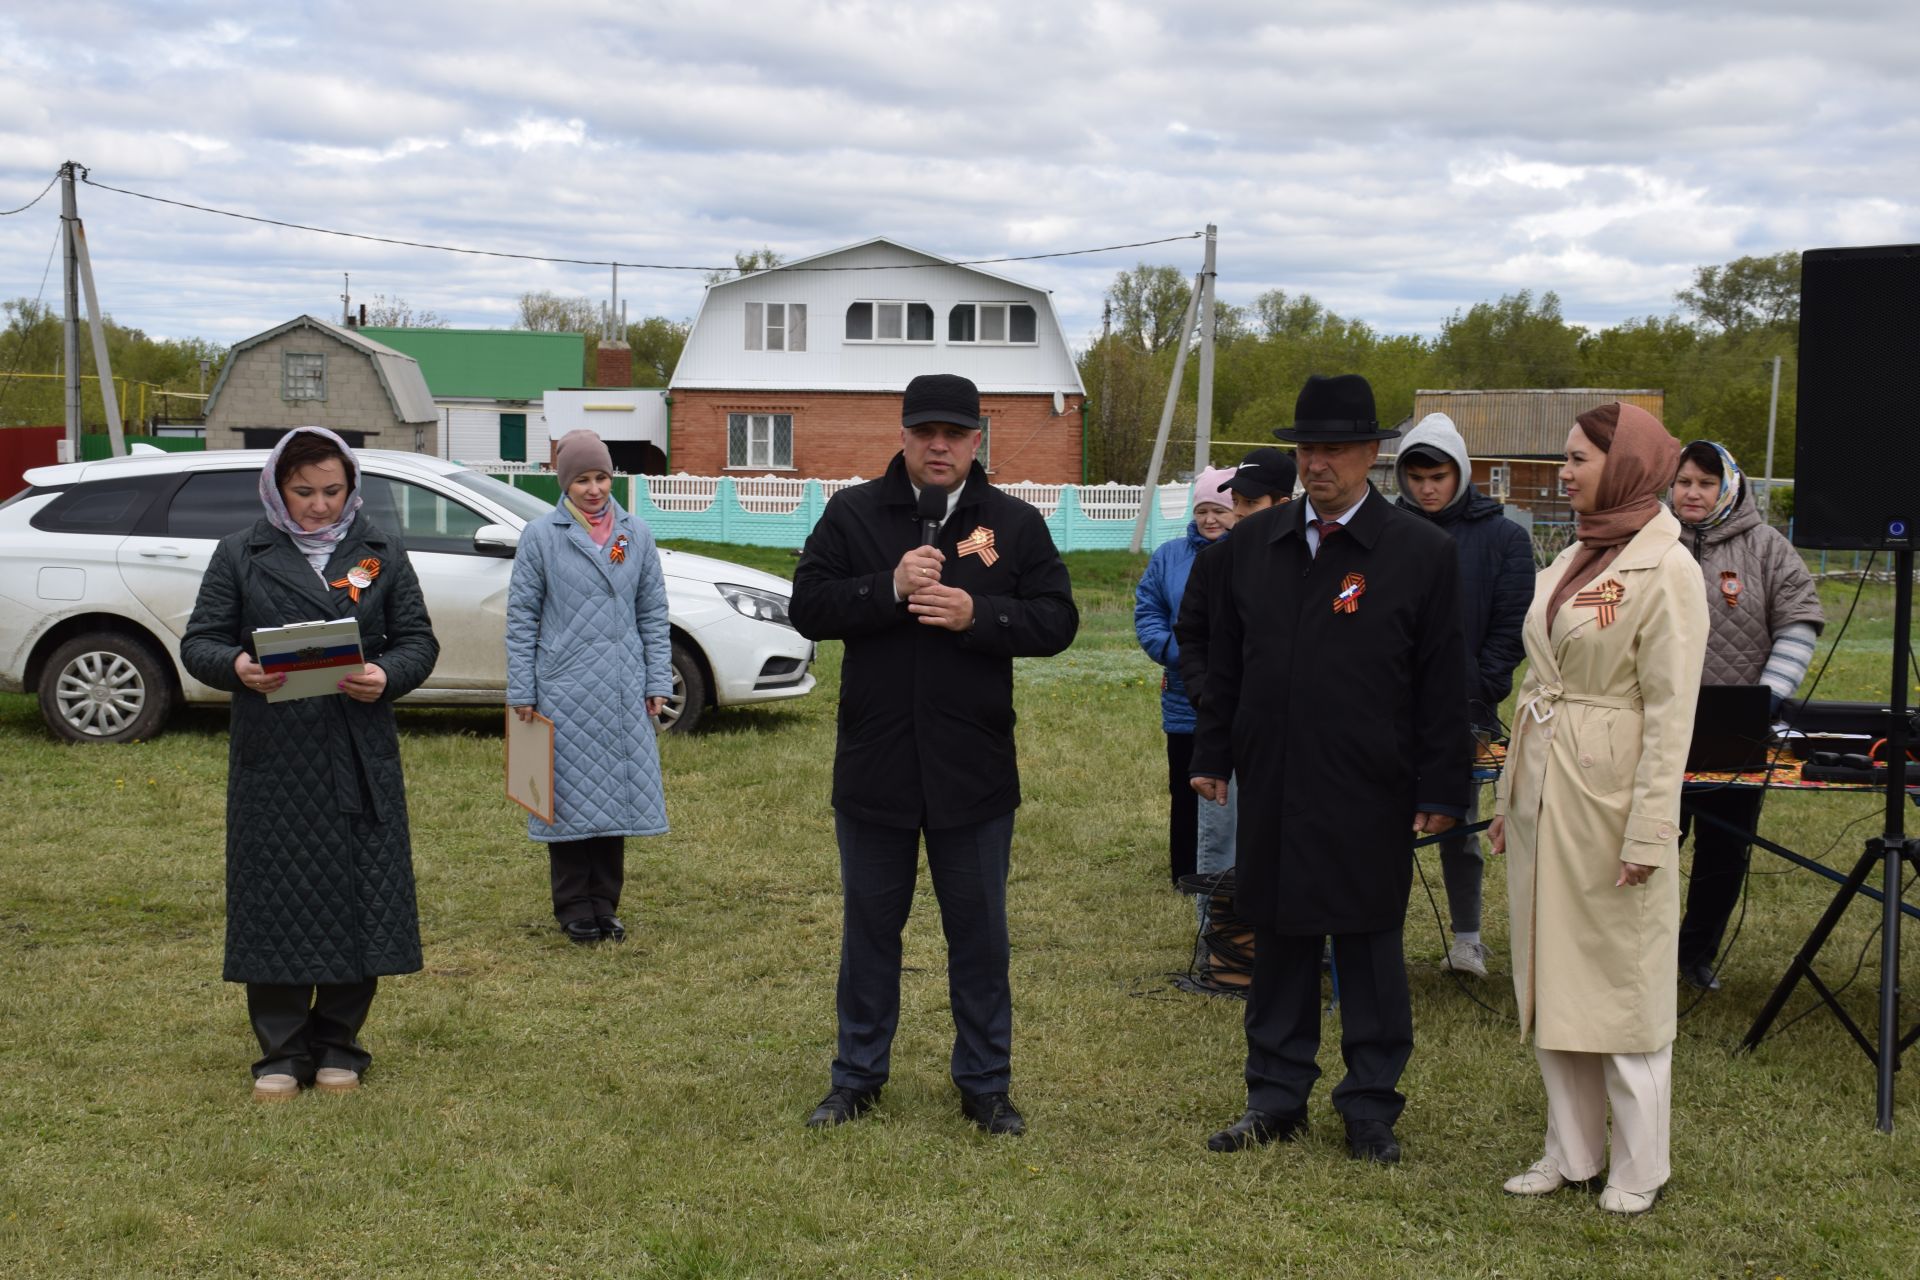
[1051,390,1066,416]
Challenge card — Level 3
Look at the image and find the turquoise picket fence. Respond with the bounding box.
[483,471,1197,552]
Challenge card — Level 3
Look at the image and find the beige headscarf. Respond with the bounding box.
[1545,402,1683,625]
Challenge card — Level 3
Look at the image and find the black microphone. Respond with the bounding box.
[917,487,947,548]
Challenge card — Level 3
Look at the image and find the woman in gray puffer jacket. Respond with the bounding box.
[1669,440,1823,992]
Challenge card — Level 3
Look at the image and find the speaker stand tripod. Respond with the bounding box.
[1742,548,1917,1131]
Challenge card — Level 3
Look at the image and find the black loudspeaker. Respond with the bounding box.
[1793,244,1920,550]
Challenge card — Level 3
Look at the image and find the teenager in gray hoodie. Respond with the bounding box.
[1394,413,1534,979]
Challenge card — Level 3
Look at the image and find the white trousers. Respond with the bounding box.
[1534,1042,1672,1194]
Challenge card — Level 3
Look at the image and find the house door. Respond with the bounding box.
[499,413,527,462]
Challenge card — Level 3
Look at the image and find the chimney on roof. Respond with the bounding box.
[358,303,367,327]
[595,338,632,388]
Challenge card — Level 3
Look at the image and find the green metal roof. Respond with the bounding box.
[358,327,584,401]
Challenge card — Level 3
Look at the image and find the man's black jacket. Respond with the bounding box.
[791,453,1078,829]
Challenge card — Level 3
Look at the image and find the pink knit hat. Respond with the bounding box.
[1191,465,1237,511]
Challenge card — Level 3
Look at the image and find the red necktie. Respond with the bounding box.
[1311,518,1343,557]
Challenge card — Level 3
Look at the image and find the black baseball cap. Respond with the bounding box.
[901,373,982,430]
[1224,446,1298,499]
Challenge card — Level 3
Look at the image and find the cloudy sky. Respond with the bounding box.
[2,1,1916,350]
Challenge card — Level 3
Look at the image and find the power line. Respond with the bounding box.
[76,171,1201,273]
[0,172,60,217]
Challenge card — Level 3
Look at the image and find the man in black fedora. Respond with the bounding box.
[789,372,1078,1137]
[1183,372,1469,1163]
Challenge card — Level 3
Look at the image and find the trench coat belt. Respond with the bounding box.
[1517,682,1643,726]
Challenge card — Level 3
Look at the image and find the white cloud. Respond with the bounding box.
[1,1,1917,347]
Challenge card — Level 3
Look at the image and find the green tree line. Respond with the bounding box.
[1080,251,1801,484]
[0,297,228,428]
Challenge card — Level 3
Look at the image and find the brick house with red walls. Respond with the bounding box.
[668,238,1086,483]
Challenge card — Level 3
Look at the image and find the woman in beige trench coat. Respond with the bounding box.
[1490,403,1707,1215]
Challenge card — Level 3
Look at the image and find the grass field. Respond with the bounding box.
[1,546,1915,1278]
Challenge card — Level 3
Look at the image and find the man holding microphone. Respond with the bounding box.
[791,373,1078,1136]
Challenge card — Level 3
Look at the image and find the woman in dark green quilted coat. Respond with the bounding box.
[182,427,440,1102]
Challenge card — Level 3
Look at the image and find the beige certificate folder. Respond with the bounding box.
[505,708,555,823]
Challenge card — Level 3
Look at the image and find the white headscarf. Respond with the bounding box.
[258,427,364,576]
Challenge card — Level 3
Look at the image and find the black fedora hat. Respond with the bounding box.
[1271,373,1400,443]
[902,373,982,430]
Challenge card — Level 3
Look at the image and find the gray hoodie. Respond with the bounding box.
[1394,412,1473,516]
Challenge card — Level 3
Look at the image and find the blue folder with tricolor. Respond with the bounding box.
[252,618,364,704]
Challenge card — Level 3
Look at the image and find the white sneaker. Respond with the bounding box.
[252,1073,299,1102]
[314,1067,361,1094]
[1503,1159,1572,1196]
[1598,1185,1660,1215]
[1445,938,1490,979]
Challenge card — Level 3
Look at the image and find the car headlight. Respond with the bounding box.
[717,583,794,628]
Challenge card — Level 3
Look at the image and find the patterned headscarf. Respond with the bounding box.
[1675,439,1745,532]
[259,426,364,575]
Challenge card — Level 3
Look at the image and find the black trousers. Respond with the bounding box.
[1678,786,1766,967]
[1165,732,1199,887]
[1244,926,1413,1124]
[246,979,378,1082]
[549,836,625,924]
[831,810,1016,1095]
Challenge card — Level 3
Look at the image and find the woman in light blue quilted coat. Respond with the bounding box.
[507,431,672,945]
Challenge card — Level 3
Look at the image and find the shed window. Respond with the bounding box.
[947,304,1038,346]
[283,351,326,400]
[846,301,934,344]
[727,413,793,469]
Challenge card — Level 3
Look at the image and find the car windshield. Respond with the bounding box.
[445,469,555,524]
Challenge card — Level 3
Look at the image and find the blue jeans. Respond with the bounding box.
[1194,774,1238,930]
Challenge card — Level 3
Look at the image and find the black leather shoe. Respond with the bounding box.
[560,918,602,946]
[598,915,626,942]
[960,1090,1025,1135]
[806,1085,880,1129]
[1681,960,1721,991]
[1206,1108,1308,1152]
[1345,1117,1402,1164]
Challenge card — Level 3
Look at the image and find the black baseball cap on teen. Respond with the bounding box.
[1224,446,1298,498]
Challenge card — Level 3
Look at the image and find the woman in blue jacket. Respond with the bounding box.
[507,430,672,945]
[1134,466,1238,888]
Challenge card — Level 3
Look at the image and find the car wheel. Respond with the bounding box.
[657,639,707,735]
[38,631,175,745]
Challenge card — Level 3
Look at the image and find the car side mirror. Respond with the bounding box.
[474,523,520,557]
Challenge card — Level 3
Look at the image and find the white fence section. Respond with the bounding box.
[645,475,724,512]
[730,476,811,514]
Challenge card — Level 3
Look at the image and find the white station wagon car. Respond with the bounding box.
[0,447,814,743]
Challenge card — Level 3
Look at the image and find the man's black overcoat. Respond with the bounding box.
[1182,486,1470,935]
[790,453,1078,830]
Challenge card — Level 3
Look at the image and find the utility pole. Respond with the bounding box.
[1762,354,1783,521]
[60,162,82,461]
[1128,271,1204,554]
[72,214,126,455]
[341,273,351,326]
[1193,224,1217,470]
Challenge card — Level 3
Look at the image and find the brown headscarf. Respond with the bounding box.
[1545,402,1683,625]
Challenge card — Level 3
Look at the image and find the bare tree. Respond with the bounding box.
[704,247,785,287]
[363,294,446,327]
[515,291,599,333]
